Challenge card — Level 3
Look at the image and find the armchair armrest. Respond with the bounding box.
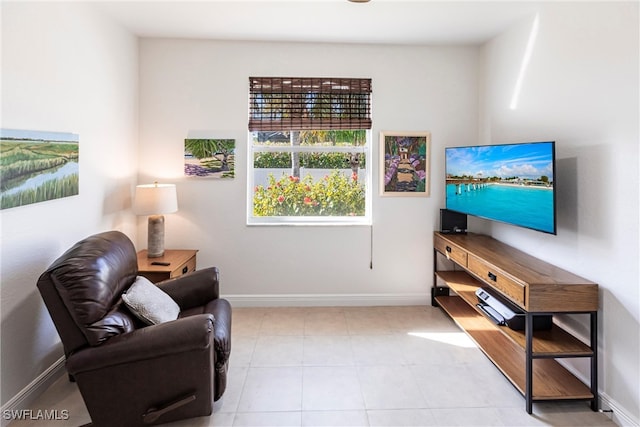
[156,267,220,310]
[66,314,214,375]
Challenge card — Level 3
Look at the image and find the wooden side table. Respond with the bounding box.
[136,249,198,283]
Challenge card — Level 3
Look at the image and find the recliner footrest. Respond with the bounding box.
[143,394,196,424]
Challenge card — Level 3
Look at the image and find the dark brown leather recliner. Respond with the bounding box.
[37,231,232,426]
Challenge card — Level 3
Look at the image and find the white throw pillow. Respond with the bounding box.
[122,276,180,325]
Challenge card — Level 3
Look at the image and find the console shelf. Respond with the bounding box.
[435,294,593,401]
[435,271,594,357]
[433,233,598,413]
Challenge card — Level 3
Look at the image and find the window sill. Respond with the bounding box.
[247,216,372,227]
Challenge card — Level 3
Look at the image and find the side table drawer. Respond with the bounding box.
[137,249,198,284]
[468,254,525,308]
[171,256,196,278]
[434,234,468,267]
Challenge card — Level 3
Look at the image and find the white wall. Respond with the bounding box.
[479,2,639,424]
[137,39,478,303]
[0,2,139,406]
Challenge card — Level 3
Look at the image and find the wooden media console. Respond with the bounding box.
[432,232,599,414]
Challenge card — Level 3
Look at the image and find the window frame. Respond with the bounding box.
[247,77,373,226]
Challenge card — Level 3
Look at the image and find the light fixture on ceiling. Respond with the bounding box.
[348,0,370,3]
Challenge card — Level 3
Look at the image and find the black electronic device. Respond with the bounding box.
[440,209,467,234]
[475,287,552,331]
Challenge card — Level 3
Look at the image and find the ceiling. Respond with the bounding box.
[94,1,542,45]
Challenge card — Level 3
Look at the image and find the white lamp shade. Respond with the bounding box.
[133,183,178,215]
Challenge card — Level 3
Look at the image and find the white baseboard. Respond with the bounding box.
[1,356,66,427]
[224,293,429,307]
[599,392,639,427]
[551,356,638,427]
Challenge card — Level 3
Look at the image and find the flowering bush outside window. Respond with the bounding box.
[254,171,365,217]
[247,131,371,225]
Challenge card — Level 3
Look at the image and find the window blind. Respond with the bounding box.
[249,77,372,131]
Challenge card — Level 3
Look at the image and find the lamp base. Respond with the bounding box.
[147,214,165,258]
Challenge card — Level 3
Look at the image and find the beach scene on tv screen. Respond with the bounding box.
[445,142,555,233]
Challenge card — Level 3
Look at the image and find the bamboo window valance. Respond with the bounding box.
[248,77,372,131]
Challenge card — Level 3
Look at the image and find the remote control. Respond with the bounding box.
[151,261,170,266]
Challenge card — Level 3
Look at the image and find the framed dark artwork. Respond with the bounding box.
[380,131,430,196]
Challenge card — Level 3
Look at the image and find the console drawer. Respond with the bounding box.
[468,255,525,308]
[434,235,468,267]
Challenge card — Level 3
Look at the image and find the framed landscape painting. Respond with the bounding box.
[380,131,430,197]
[0,128,79,209]
[184,138,235,179]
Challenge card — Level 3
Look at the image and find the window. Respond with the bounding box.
[247,77,372,225]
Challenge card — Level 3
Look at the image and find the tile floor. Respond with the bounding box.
[9,306,615,427]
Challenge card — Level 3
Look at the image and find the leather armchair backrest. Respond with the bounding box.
[37,231,139,354]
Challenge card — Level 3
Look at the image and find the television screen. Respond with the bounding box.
[445,141,556,234]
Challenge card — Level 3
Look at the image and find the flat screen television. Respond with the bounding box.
[445,141,556,235]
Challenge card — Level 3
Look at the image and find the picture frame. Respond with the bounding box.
[380,131,431,197]
[184,137,236,179]
[1,128,79,209]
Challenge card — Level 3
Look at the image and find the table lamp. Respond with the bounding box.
[133,182,178,258]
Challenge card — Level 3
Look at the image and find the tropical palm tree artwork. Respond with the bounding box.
[184,138,235,179]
